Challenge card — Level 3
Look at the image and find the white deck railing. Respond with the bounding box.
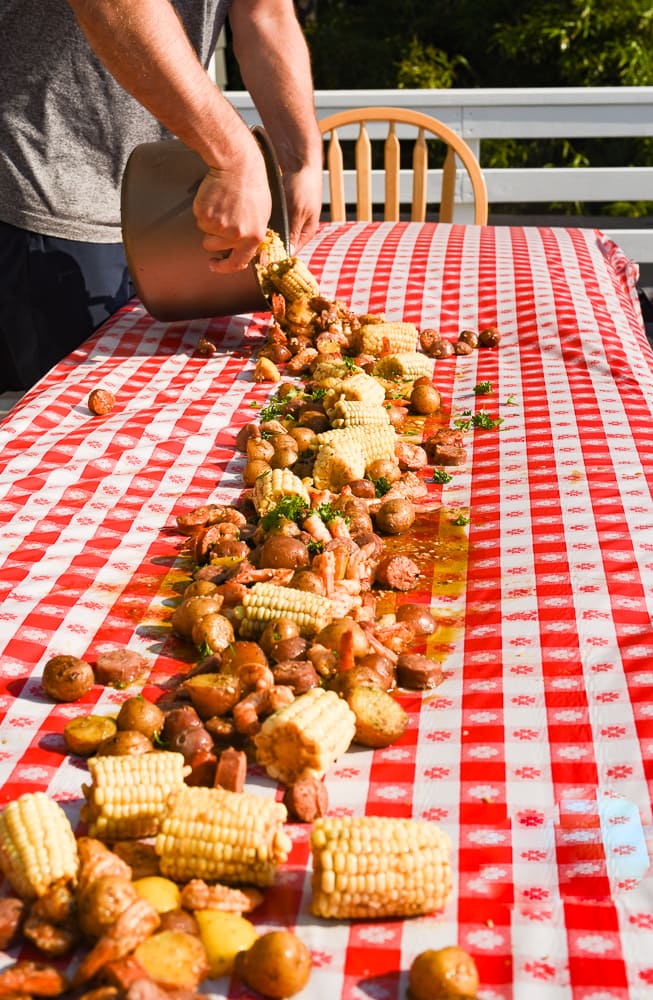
[225,87,653,265]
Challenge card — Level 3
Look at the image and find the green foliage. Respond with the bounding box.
[493,0,653,87]
[396,38,468,90]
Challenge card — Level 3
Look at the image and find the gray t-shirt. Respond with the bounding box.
[0,0,232,243]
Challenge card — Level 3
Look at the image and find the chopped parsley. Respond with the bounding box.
[316,501,349,525]
[259,395,285,422]
[260,494,309,531]
[453,407,503,431]
[505,394,518,406]
[453,410,473,432]
[431,469,453,485]
[452,512,471,526]
[307,539,324,556]
[474,380,493,395]
[342,355,357,370]
[372,476,392,498]
[472,410,503,430]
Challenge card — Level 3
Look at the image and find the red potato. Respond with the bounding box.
[190,613,235,654]
[182,673,241,720]
[221,641,269,673]
[42,655,94,702]
[96,731,153,756]
[116,696,165,741]
[171,596,224,642]
[479,325,502,347]
[374,497,415,535]
[166,725,214,764]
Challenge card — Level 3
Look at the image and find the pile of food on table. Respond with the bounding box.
[0,231,501,1000]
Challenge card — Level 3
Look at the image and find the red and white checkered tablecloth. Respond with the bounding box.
[1,221,653,999]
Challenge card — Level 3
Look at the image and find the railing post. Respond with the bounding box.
[455,137,480,224]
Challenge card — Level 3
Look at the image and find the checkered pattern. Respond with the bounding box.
[0,222,652,998]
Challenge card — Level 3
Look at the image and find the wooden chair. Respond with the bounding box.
[319,106,488,225]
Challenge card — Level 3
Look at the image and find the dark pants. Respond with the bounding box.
[0,221,133,391]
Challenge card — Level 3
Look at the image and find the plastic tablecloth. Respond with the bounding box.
[1,222,653,999]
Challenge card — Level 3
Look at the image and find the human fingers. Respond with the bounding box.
[283,166,323,252]
[206,236,262,273]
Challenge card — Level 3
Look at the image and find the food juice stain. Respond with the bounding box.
[380,506,468,671]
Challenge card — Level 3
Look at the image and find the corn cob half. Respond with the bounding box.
[323,373,386,414]
[373,351,435,381]
[356,321,418,357]
[330,400,391,429]
[81,751,189,840]
[253,468,311,516]
[155,786,291,887]
[316,425,397,467]
[237,582,334,638]
[312,441,366,491]
[254,687,356,784]
[310,815,452,919]
[265,257,320,301]
[0,792,79,900]
[312,359,364,386]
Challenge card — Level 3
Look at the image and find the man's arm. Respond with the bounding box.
[66,0,271,270]
[229,0,324,251]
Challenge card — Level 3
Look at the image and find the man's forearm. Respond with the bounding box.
[66,0,251,167]
[229,0,323,175]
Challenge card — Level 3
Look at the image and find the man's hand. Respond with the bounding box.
[283,162,323,253]
[230,0,324,254]
[193,137,272,272]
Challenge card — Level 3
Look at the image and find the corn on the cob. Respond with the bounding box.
[310,815,452,919]
[356,321,418,357]
[254,687,356,784]
[330,400,391,429]
[252,468,311,516]
[237,582,334,638]
[317,425,397,467]
[0,792,79,900]
[155,786,291,887]
[324,373,386,413]
[373,351,435,380]
[312,440,366,491]
[312,360,364,386]
[81,751,189,840]
[259,229,288,263]
[265,257,320,301]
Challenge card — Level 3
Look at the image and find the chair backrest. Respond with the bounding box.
[318,106,488,225]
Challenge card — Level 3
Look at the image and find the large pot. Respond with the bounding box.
[120,125,289,322]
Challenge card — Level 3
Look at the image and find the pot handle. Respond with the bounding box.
[251,125,290,255]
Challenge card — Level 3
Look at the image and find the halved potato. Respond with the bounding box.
[195,910,258,978]
[134,929,209,989]
[133,876,181,913]
[346,685,409,748]
[63,714,117,756]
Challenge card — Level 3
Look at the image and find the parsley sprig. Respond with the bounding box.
[260,494,309,531]
[371,476,392,497]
